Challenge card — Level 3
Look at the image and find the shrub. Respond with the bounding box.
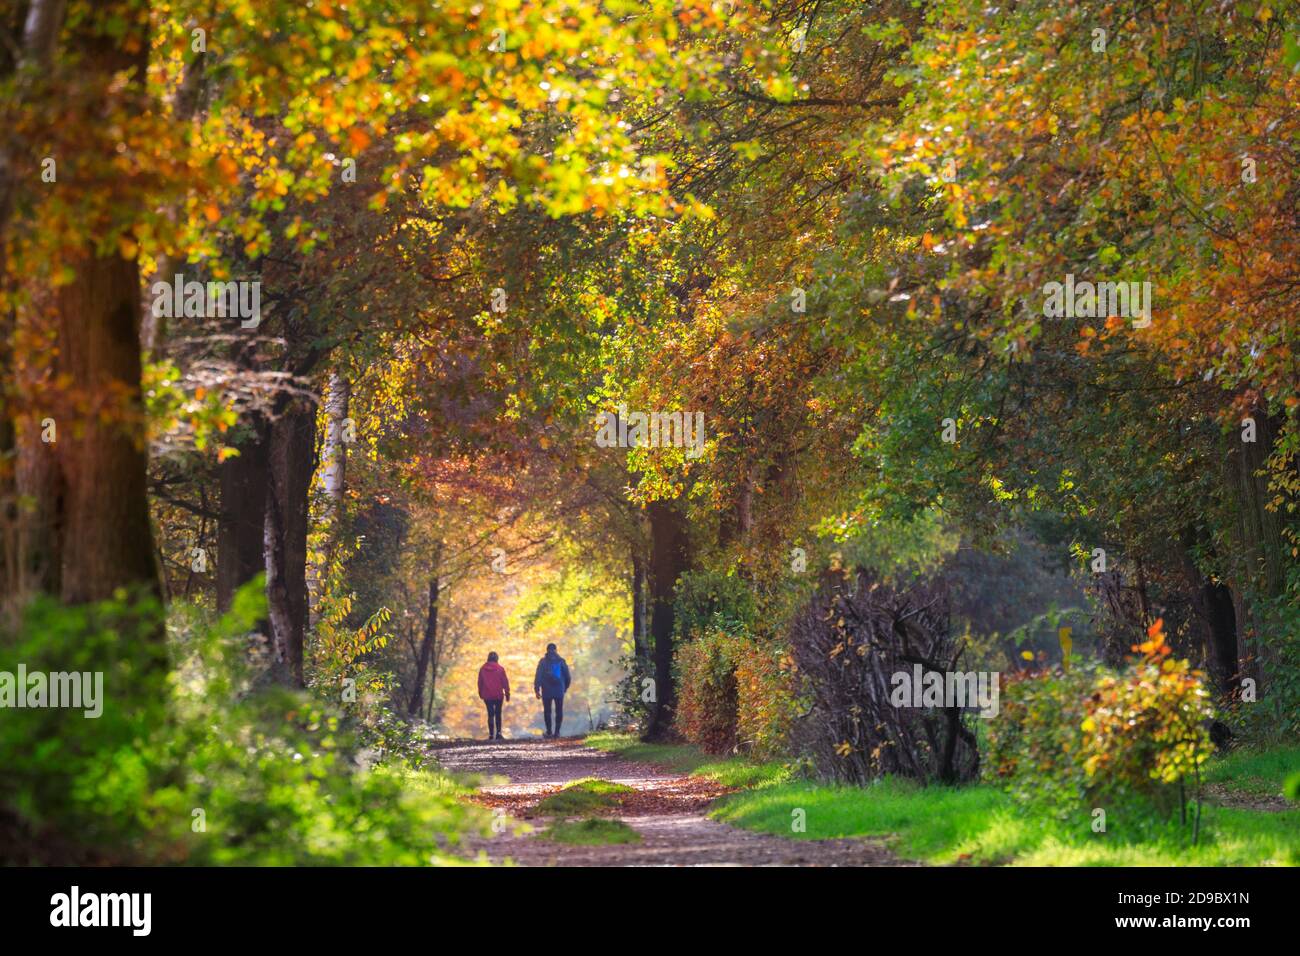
[669,567,798,757]
[789,571,980,784]
[1078,622,1214,812]
[732,639,799,761]
[987,620,1214,824]
[614,568,760,737]
[0,588,173,862]
[674,628,799,759]
[986,662,1103,812]
[674,628,740,753]
[609,651,655,732]
[0,583,487,864]
[672,569,758,638]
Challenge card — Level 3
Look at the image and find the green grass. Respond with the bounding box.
[709,776,1300,866]
[1203,744,1300,797]
[582,732,788,788]
[535,778,635,815]
[541,818,642,846]
[584,734,1300,866]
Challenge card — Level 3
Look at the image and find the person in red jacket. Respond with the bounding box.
[477,652,511,740]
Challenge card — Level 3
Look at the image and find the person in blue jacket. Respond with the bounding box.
[533,643,572,738]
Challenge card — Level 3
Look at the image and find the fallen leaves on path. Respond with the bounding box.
[432,736,916,867]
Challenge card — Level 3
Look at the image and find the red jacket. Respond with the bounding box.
[477,661,510,701]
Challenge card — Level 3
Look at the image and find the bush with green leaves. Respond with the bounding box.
[672,568,759,640]
[0,588,173,863]
[985,663,1099,811]
[987,621,1214,827]
[609,650,656,731]
[0,582,488,864]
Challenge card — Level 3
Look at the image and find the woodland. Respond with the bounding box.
[0,0,1297,866]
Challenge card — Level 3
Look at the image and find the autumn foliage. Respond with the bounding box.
[989,621,1214,822]
[674,627,797,760]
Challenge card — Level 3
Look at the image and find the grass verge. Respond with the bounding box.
[583,731,788,788]
[536,778,635,815]
[585,734,1299,866]
[710,776,1299,866]
[1203,744,1300,797]
[541,818,642,846]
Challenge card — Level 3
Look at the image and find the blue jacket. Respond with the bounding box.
[533,652,571,698]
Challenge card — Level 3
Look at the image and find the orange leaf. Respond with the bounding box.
[216,155,240,184]
[348,127,372,153]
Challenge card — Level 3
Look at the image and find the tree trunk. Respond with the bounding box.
[408,543,443,717]
[309,370,348,626]
[263,402,316,685]
[1225,409,1287,599]
[0,0,68,235]
[425,622,441,723]
[216,416,269,611]
[645,498,689,739]
[15,2,158,608]
[20,0,66,66]
[0,326,14,614]
[8,289,62,605]
[1,1,70,614]
[1202,581,1240,697]
[14,412,63,596]
[1221,407,1287,700]
[55,252,160,604]
[429,627,441,716]
[1179,527,1239,698]
[320,371,348,513]
[631,551,648,663]
[429,579,449,723]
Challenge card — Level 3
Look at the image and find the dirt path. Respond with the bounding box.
[433,737,913,867]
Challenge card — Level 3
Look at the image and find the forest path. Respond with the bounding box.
[433,736,913,866]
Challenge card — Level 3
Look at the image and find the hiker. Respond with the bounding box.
[477,651,510,741]
[533,642,572,738]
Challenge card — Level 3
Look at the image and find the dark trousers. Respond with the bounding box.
[543,695,564,736]
[484,699,503,738]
